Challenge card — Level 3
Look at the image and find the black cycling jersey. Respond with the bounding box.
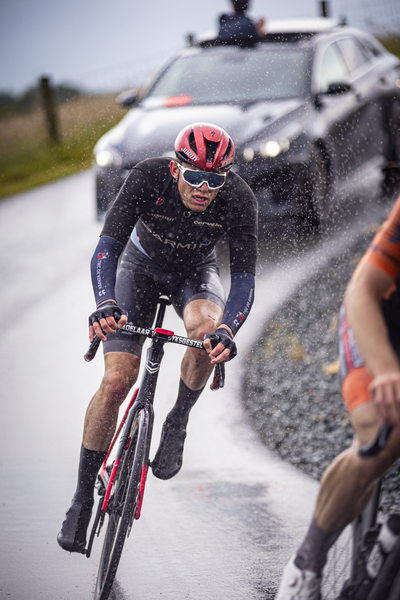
[101,157,257,274]
[93,157,257,338]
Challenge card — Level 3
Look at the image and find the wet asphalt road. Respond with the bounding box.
[0,166,390,599]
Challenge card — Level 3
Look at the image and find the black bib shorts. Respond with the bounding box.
[103,240,226,358]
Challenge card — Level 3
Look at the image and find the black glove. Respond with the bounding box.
[204,327,237,361]
[88,302,127,328]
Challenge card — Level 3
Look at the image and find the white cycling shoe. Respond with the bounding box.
[276,555,321,600]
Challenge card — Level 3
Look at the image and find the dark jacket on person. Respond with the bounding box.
[216,11,259,46]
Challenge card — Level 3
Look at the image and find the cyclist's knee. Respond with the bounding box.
[184,299,222,340]
[351,402,382,445]
[350,403,400,474]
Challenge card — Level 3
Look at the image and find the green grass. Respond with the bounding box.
[379,34,400,59]
[0,125,115,198]
[0,94,126,199]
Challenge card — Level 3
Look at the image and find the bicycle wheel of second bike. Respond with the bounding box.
[365,537,400,600]
[94,409,148,600]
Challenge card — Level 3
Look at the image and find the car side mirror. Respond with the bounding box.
[116,89,139,107]
[325,82,352,95]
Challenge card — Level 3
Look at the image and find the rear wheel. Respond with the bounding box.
[297,146,330,232]
[94,409,148,600]
[382,101,400,198]
[387,101,400,164]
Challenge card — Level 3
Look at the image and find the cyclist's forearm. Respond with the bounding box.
[90,236,124,306]
[221,272,255,335]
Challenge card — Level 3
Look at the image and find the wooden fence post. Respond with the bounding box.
[320,1,330,18]
[40,76,60,143]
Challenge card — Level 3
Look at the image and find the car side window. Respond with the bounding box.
[337,37,371,73]
[362,38,383,58]
[319,43,350,93]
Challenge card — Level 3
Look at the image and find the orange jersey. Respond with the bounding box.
[353,195,400,286]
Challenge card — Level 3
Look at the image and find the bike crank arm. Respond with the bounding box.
[85,497,105,558]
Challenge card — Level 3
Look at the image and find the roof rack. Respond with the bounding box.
[195,17,342,48]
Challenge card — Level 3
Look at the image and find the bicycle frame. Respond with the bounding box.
[85,297,224,560]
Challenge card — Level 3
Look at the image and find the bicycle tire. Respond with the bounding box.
[94,408,148,600]
[365,537,400,600]
[386,564,400,600]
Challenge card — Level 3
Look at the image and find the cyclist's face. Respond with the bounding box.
[170,161,220,212]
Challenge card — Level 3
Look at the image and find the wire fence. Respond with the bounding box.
[330,0,400,36]
[64,46,180,96]
[62,0,400,96]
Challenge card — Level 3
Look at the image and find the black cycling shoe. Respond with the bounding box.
[151,418,187,480]
[57,495,94,554]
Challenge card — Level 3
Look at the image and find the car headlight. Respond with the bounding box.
[95,149,122,168]
[243,123,301,162]
[244,137,291,162]
[260,140,281,158]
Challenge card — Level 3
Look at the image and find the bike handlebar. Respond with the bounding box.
[84,326,226,390]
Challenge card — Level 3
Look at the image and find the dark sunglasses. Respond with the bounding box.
[176,163,227,190]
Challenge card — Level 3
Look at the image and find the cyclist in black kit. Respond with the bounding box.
[58,122,258,554]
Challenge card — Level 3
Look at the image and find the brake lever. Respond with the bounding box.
[210,362,225,391]
[207,333,227,391]
[84,335,101,362]
[84,310,125,362]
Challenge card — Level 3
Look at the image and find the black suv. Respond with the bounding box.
[94,18,400,228]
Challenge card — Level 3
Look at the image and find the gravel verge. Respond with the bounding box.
[242,220,400,513]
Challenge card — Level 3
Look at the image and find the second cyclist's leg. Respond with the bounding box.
[152,298,223,480]
[57,351,140,553]
[276,377,400,599]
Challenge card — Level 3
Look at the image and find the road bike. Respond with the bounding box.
[321,425,400,600]
[82,296,225,600]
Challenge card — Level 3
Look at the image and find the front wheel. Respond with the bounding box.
[94,409,148,600]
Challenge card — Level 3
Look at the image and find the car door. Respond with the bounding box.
[312,36,386,182]
[313,40,362,180]
[335,35,386,170]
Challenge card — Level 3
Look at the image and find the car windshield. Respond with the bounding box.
[144,46,310,105]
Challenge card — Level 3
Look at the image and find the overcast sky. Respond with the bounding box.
[1,0,326,94]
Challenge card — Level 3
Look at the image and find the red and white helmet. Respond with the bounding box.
[174,123,235,173]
